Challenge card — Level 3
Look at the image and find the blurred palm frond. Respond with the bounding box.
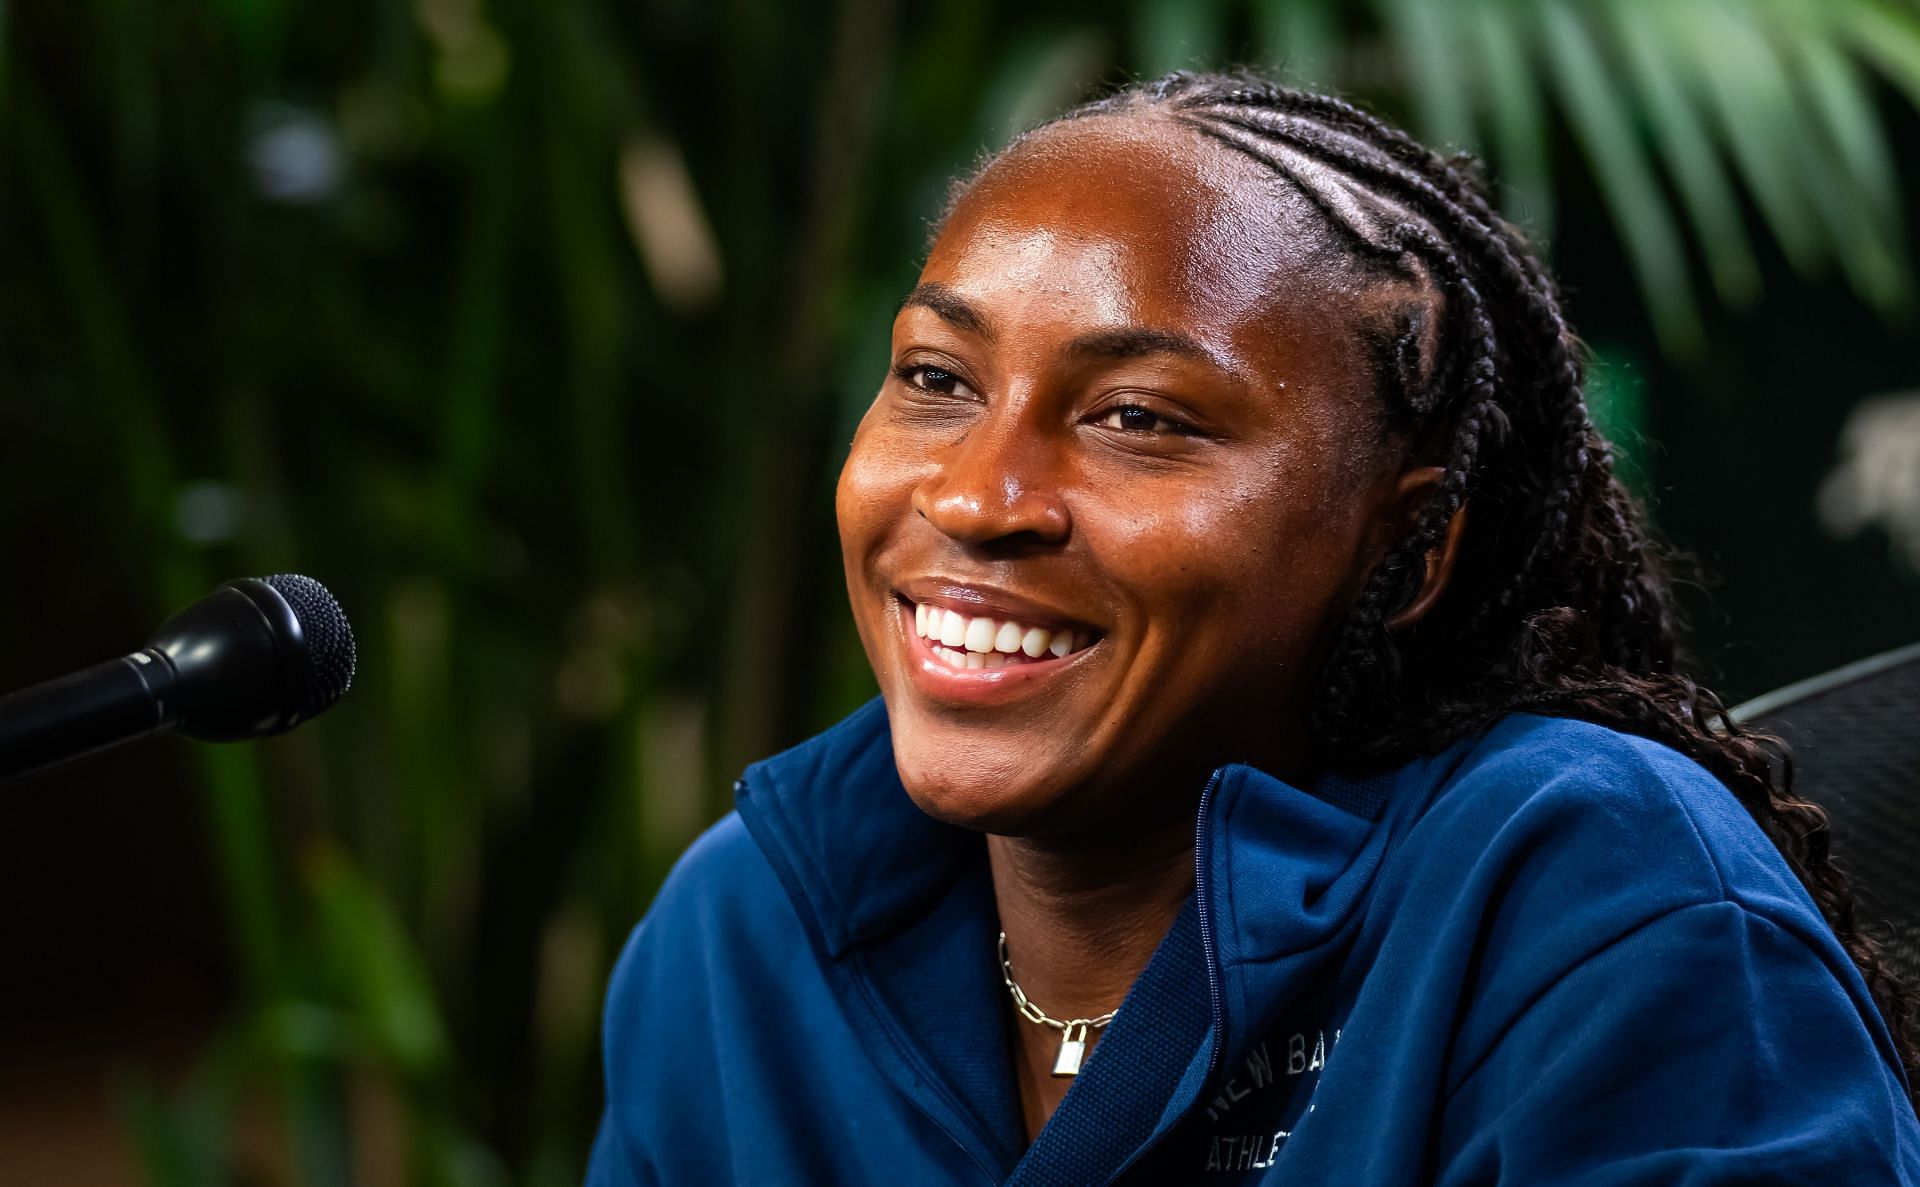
[1361,0,1920,352]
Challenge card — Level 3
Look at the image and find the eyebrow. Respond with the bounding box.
[1062,327,1214,366]
[898,282,993,340]
[898,283,1225,371]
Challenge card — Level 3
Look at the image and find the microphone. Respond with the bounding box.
[0,574,357,786]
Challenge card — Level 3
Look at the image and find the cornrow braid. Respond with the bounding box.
[1181,103,1602,621]
[1317,222,1505,730]
[949,69,1920,1097]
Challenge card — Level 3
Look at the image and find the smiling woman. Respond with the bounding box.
[587,72,1920,1186]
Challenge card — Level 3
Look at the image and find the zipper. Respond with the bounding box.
[1194,766,1228,1081]
[1104,766,1230,1184]
[846,961,1005,1186]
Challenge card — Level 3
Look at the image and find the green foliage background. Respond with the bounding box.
[3,0,1919,1183]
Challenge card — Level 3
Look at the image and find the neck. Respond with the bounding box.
[988,812,1198,1141]
[988,813,1198,1028]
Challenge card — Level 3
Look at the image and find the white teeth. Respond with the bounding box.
[964,616,997,653]
[912,601,1095,667]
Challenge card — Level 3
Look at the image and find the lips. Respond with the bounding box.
[889,584,1102,701]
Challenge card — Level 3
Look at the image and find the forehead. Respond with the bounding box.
[922,113,1421,394]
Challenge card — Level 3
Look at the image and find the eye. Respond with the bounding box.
[894,364,967,395]
[1096,404,1186,434]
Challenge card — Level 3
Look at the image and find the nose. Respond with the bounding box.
[911,415,1071,549]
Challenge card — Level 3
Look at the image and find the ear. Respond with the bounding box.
[1383,465,1469,633]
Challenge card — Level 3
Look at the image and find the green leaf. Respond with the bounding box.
[194,745,284,996]
[252,1000,362,1061]
[1463,0,1555,240]
[121,1076,226,1187]
[1128,0,1227,76]
[1681,0,1824,277]
[1787,11,1900,230]
[1780,11,1913,312]
[1376,0,1476,150]
[10,66,195,602]
[0,0,10,126]
[975,25,1111,142]
[1538,0,1704,353]
[204,0,289,71]
[432,137,517,570]
[101,0,157,178]
[1606,0,1761,305]
[414,1113,512,1187]
[1253,0,1338,90]
[1834,0,1920,118]
[1584,343,1653,494]
[307,850,451,1077]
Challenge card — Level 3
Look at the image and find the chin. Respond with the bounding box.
[888,724,1076,835]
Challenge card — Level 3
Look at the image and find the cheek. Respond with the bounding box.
[1094,452,1374,675]
[835,413,917,569]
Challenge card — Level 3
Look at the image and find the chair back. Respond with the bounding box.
[1733,643,1920,984]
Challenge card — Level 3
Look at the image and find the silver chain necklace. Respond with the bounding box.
[998,931,1119,1077]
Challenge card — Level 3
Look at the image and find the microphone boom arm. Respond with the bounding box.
[0,649,181,784]
[0,575,355,787]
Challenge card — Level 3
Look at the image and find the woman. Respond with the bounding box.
[588,72,1920,1185]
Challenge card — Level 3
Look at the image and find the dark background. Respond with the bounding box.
[3,1,1917,1183]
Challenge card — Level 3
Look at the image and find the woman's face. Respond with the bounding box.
[837,114,1421,838]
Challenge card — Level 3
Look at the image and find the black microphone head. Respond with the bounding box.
[262,573,356,717]
[149,574,358,741]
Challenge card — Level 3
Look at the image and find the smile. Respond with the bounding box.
[910,600,1096,670]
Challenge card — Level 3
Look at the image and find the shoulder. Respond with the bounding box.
[1434,890,1920,1180]
[594,812,847,1182]
[1400,712,1809,919]
[1371,714,1910,1096]
[608,806,797,964]
[601,810,807,1052]
[1375,713,1860,1039]
[1428,710,1735,830]
[627,810,780,938]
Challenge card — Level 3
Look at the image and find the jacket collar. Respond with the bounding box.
[734,697,1409,971]
[734,698,977,960]
[733,697,1422,1174]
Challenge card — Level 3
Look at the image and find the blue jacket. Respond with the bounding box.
[588,699,1920,1184]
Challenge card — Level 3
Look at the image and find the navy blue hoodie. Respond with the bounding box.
[588,699,1920,1184]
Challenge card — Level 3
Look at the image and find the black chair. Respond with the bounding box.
[1733,642,1920,985]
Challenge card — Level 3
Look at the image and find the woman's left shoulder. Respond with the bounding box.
[1393,712,1817,932]
[1432,710,1747,815]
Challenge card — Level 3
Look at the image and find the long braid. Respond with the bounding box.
[1316,224,1504,731]
[953,70,1920,1094]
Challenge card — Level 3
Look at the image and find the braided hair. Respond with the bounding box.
[944,69,1920,1094]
